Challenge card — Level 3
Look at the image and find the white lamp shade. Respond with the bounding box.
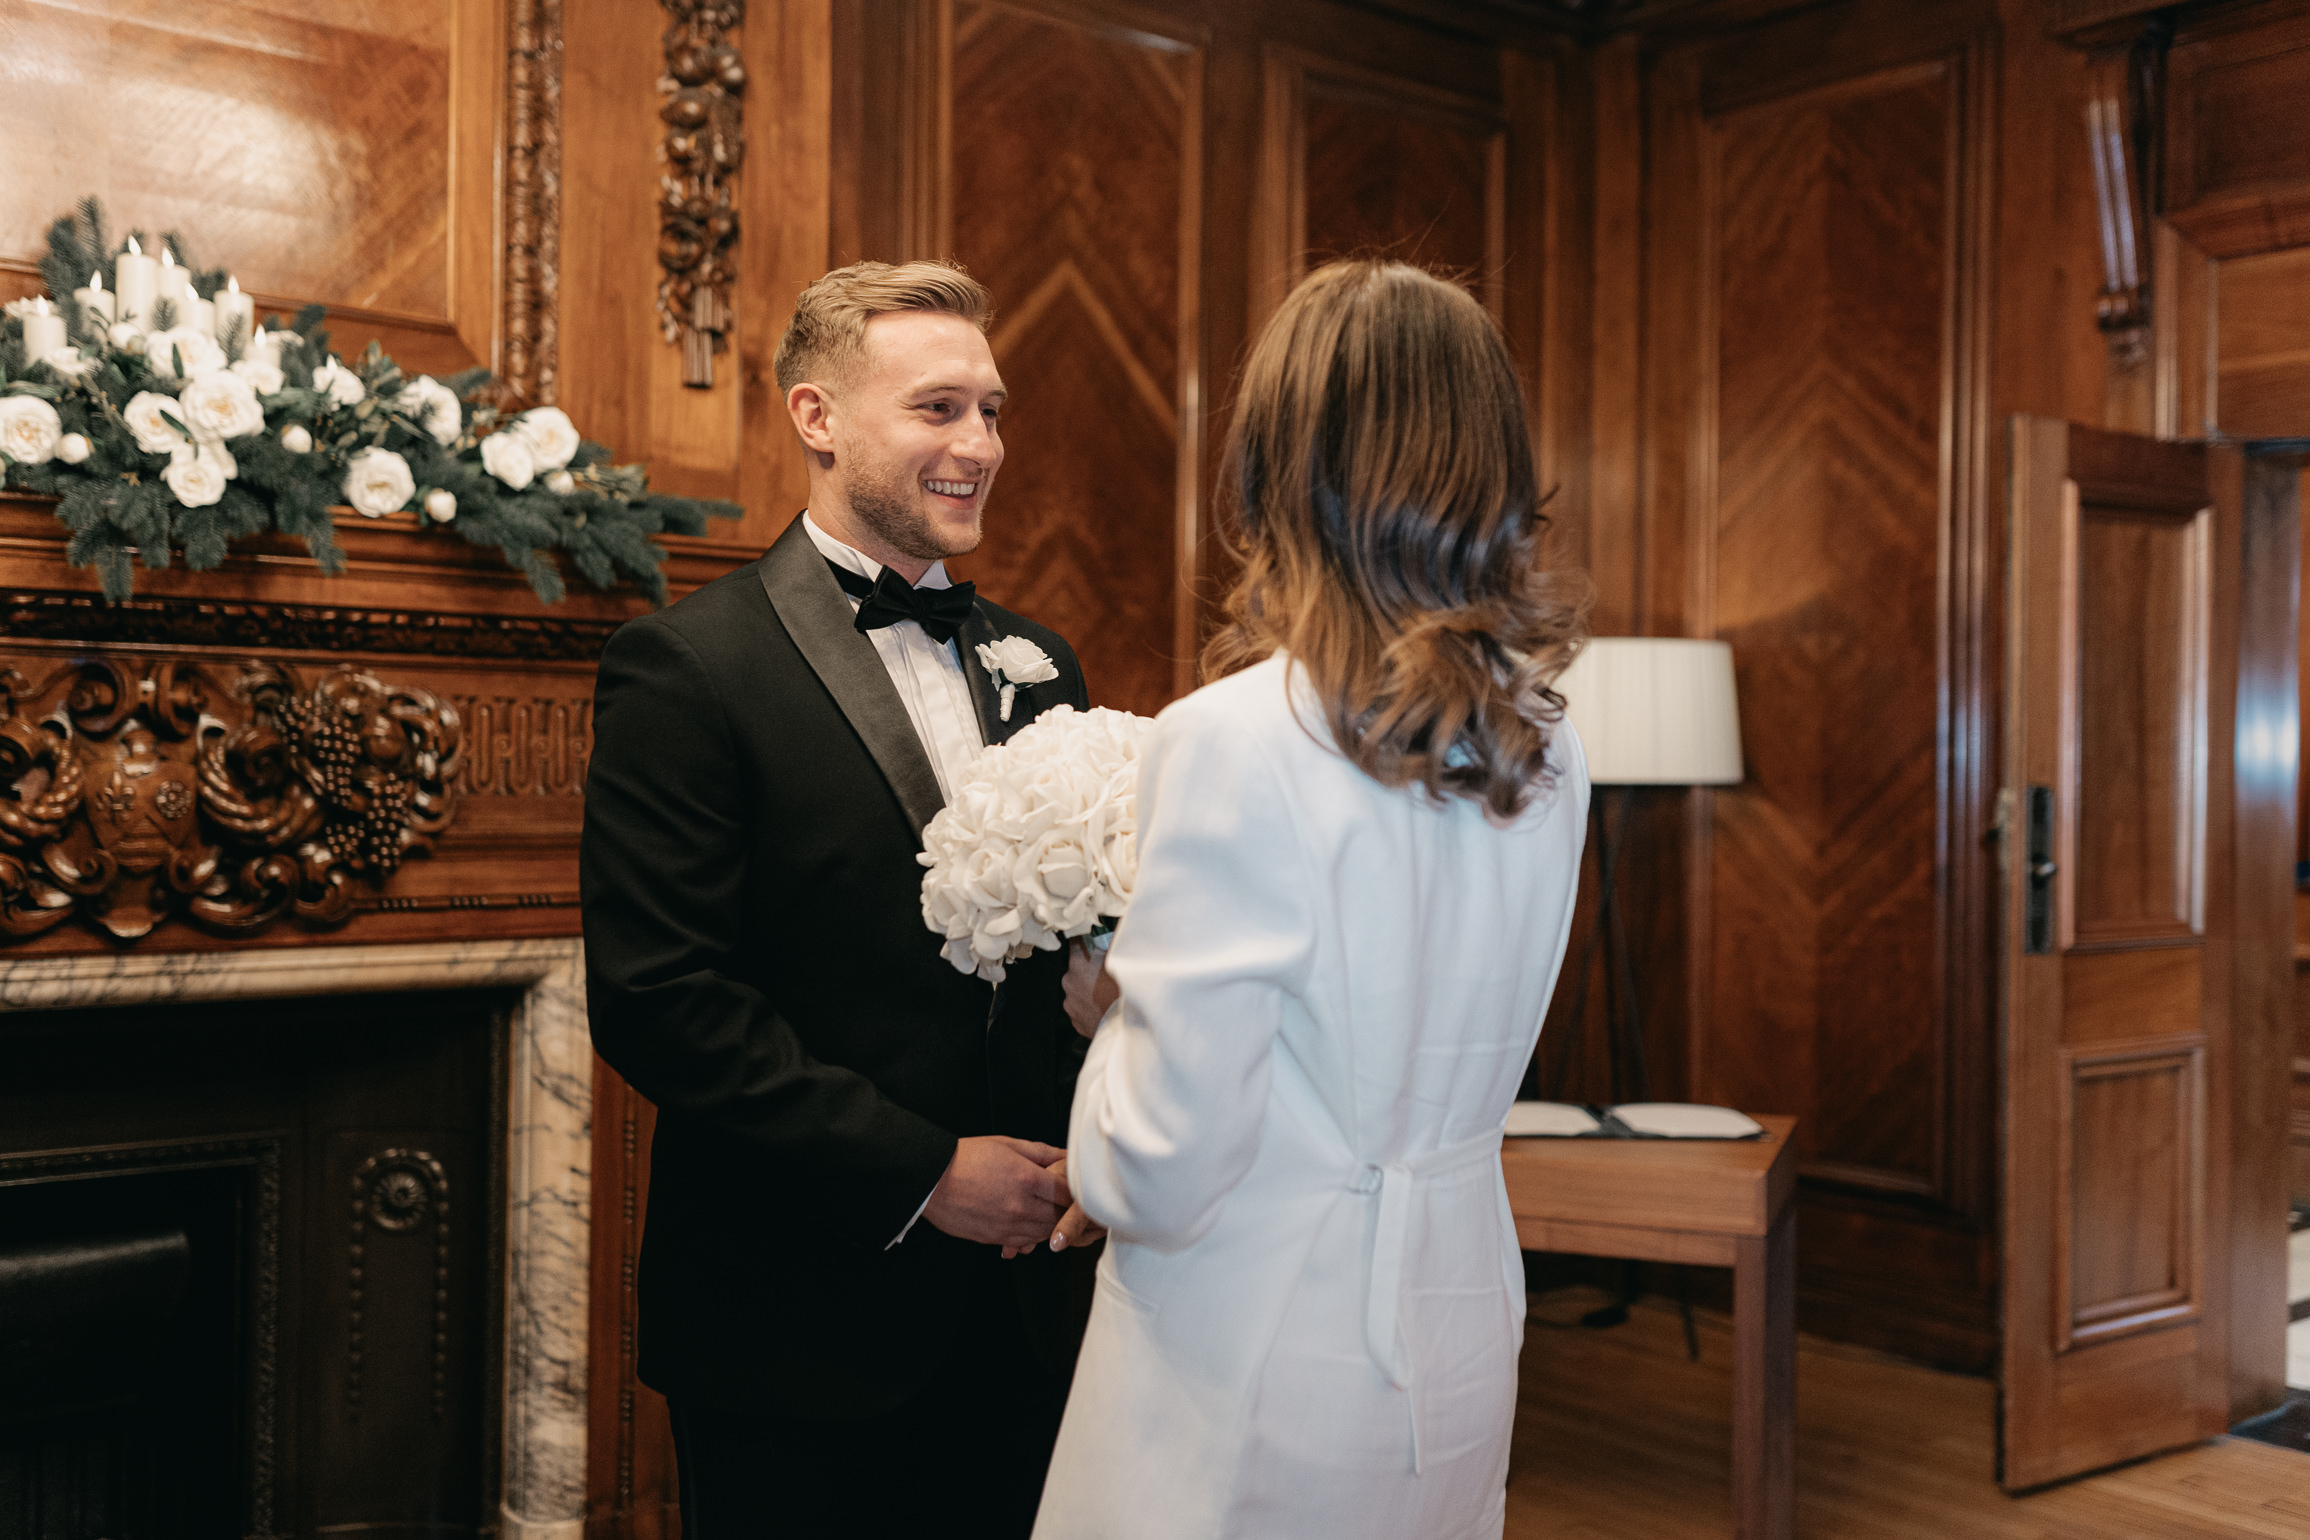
[1554,637,1743,786]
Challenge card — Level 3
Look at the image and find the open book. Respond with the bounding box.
[1505,1101,1766,1141]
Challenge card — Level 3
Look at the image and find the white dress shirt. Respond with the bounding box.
[800,513,985,1246]
[801,513,986,801]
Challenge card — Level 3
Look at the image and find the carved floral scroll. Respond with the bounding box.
[657,0,746,388]
[0,659,462,942]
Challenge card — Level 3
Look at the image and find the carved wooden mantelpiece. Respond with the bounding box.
[0,491,756,956]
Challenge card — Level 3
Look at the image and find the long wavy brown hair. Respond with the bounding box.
[1203,260,1588,820]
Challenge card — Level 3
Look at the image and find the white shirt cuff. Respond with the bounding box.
[886,1180,938,1249]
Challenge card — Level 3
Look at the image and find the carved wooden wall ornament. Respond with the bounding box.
[507,0,566,407]
[0,659,462,942]
[657,0,747,388]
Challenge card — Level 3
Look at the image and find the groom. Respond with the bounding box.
[582,261,1092,1536]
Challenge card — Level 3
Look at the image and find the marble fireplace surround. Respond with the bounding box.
[0,937,593,1540]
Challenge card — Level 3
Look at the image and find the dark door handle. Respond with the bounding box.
[2025,786,2056,955]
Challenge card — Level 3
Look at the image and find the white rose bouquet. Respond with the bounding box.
[918,704,1154,984]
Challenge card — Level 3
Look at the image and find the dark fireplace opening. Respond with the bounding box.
[0,1164,247,1536]
[0,987,509,1540]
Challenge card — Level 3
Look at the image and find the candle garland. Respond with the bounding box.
[0,198,736,605]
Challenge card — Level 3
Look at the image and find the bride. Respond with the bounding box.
[1034,259,1591,1540]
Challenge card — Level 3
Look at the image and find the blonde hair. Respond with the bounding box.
[772,260,993,396]
[1204,260,1589,820]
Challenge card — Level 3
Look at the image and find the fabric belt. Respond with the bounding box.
[1354,1127,1505,1474]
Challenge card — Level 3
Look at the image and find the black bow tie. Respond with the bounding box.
[827,560,977,645]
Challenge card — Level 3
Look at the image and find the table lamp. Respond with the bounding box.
[1544,637,1744,1104]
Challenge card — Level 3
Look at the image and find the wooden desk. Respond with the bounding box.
[1503,1114,1799,1540]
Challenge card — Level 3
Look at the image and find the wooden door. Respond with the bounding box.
[2001,418,2244,1489]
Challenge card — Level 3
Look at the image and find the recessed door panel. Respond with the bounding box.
[2070,503,2209,944]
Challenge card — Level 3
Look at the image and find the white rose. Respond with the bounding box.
[544,468,576,496]
[42,347,96,381]
[178,370,266,443]
[230,356,286,396]
[142,325,227,381]
[109,323,147,355]
[397,376,465,446]
[0,396,64,465]
[162,444,230,507]
[279,423,313,454]
[977,636,1060,686]
[511,405,580,469]
[124,391,191,454]
[424,487,457,522]
[342,446,415,517]
[481,431,535,489]
[311,356,366,408]
[57,432,91,465]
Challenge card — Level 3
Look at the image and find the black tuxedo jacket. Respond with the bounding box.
[581,515,1092,1417]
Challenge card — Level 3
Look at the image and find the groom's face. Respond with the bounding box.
[826,311,1007,565]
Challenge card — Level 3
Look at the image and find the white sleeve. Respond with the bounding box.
[1067,704,1317,1253]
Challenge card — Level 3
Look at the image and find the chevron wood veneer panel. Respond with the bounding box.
[1701,74,1951,1200]
[1302,92,1493,284]
[944,3,1194,720]
[3,0,455,320]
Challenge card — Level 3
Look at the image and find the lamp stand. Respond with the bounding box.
[1534,785,1699,1359]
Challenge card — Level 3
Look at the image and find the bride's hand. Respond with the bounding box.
[1063,939,1120,1039]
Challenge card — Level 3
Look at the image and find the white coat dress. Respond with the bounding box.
[1033,653,1590,1540]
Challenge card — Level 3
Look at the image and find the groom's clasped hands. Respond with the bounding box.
[924,1136,1107,1258]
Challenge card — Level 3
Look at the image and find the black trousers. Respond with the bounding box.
[669,1268,1070,1540]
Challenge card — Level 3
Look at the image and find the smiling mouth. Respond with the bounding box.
[924,478,978,500]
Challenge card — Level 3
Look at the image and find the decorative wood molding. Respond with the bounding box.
[347,1147,454,1422]
[506,0,566,406]
[2,589,622,663]
[657,0,748,387]
[0,658,463,943]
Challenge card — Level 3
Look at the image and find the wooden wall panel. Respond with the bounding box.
[940,1,1200,717]
[1638,0,2003,1367]
[2214,246,2310,440]
[1700,68,1950,1200]
[1301,90,1499,288]
[1,0,457,318]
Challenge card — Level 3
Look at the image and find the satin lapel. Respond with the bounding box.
[955,604,1015,747]
[756,519,946,837]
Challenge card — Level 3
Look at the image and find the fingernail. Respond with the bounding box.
[1050,1230,1068,1251]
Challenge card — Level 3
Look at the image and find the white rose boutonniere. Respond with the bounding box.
[311,355,366,409]
[179,370,266,443]
[481,431,536,490]
[511,405,581,470]
[0,396,64,466]
[398,376,465,446]
[975,635,1061,722]
[342,446,415,517]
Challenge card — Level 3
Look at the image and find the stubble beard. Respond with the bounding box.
[843,450,984,565]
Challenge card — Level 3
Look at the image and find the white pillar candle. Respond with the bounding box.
[74,270,117,329]
[156,247,191,305]
[184,297,216,339]
[21,298,67,360]
[246,326,282,369]
[114,239,157,328]
[213,276,256,348]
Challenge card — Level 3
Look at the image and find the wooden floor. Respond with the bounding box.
[1507,1288,2310,1539]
